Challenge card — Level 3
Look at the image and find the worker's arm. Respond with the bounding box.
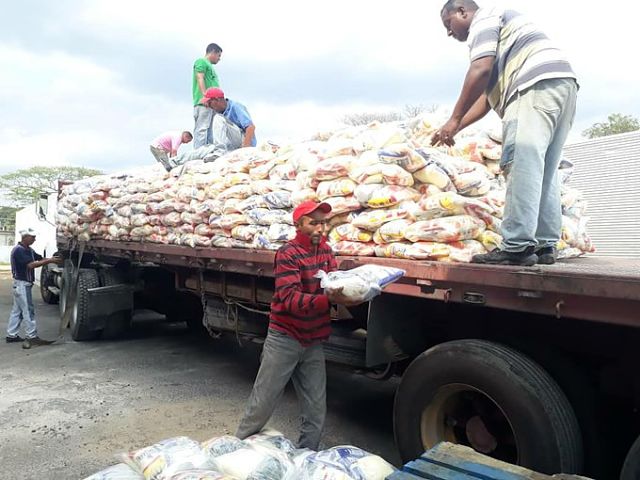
[196,72,206,97]
[432,56,494,146]
[459,93,491,132]
[27,257,61,270]
[242,124,256,148]
[170,149,178,157]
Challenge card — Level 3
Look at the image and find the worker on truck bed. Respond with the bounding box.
[201,87,257,151]
[236,201,360,450]
[431,0,578,266]
[6,228,62,349]
[149,130,193,171]
[193,43,222,148]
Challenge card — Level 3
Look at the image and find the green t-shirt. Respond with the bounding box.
[192,57,220,106]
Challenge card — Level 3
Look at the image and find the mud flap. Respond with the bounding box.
[86,285,134,330]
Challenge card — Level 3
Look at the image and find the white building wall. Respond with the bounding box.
[563,131,640,258]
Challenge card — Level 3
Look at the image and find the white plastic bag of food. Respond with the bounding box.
[364,185,420,209]
[330,241,376,256]
[292,445,395,480]
[373,219,413,244]
[201,435,246,459]
[404,215,486,243]
[378,144,427,172]
[315,265,405,303]
[446,240,487,263]
[243,429,296,456]
[264,190,292,209]
[212,445,294,480]
[415,192,494,221]
[351,206,410,231]
[316,178,357,200]
[311,155,353,181]
[323,196,362,217]
[119,437,214,480]
[266,223,296,242]
[83,463,143,480]
[167,469,234,480]
[329,224,373,243]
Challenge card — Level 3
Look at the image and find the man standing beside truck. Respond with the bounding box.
[236,201,357,450]
[193,43,222,148]
[431,0,578,266]
[6,228,62,348]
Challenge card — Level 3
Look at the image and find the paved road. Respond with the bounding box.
[0,271,399,479]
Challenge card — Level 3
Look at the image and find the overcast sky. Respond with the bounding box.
[0,0,638,176]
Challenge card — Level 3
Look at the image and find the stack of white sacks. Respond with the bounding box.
[57,115,594,262]
[84,429,396,480]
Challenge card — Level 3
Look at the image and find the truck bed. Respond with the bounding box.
[59,237,640,327]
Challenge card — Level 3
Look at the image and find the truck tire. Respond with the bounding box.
[621,435,640,480]
[99,268,132,339]
[40,263,59,304]
[70,269,101,341]
[393,339,583,475]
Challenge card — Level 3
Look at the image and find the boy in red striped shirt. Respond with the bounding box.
[236,201,357,449]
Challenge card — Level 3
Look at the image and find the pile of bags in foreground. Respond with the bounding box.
[58,115,594,262]
[84,429,396,480]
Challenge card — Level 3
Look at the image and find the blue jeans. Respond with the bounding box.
[236,329,327,450]
[193,105,214,148]
[7,279,37,339]
[499,78,578,252]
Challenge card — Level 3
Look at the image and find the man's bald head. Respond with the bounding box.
[441,0,479,16]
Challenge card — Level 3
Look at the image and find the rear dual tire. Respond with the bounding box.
[393,339,583,475]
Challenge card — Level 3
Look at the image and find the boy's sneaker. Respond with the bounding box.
[536,246,558,265]
[5,335,24,343]
[22,337,55,349]
[471,247,538,266]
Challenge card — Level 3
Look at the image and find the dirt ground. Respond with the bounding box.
[0,270,400,479]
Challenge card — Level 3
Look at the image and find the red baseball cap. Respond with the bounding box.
[292,201,332,223]
[202,87,225,102]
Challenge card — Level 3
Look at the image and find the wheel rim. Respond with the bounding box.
[420,383,519,464]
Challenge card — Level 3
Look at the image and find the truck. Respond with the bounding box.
[30,187,640,480]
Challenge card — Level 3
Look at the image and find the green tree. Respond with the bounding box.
[582,113,640,138]
[0,206,17,231]
[0,166,103,206]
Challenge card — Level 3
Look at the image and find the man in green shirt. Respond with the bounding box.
[192,43,222,148]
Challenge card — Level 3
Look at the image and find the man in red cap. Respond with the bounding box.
[201,87,256,151]
[236,201,356,450]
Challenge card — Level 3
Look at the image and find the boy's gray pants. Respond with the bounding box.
[236,329,327,450]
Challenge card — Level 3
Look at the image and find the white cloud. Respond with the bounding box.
[0,0,639,181]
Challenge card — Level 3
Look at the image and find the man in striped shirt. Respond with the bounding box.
[236,201,357,449]
[432,0,578,266]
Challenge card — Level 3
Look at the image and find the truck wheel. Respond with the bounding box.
[621,435,640,480]
[40,263,59,304]
[70,269,101,341]
[393,339,583,475]
[99,268,132,339]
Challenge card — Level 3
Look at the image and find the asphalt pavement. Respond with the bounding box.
[0,270,400,479]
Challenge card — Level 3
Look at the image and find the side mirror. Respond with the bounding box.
[36,194,48,221]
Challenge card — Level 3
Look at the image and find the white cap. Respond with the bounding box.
[19,228,37,237]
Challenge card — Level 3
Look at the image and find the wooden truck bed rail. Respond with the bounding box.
[59,237,640,327]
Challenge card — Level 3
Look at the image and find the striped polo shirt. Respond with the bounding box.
[269,232,337,346]
[468,7,577,117]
